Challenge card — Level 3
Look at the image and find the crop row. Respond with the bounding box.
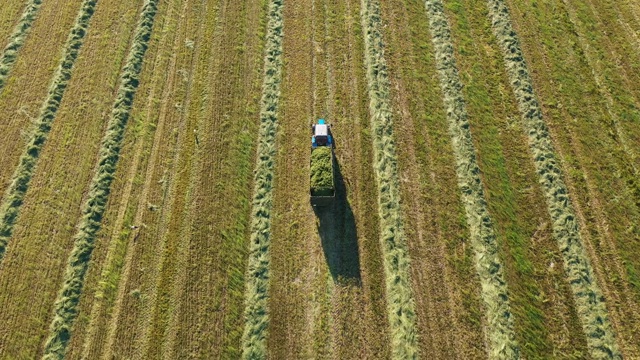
[240,0,283,358]
[41,0,158,358]
[360,0,418,358]
[0,0,42,91]
[485,0,621,358]
[0,0,97,263]
[423,1,519,358]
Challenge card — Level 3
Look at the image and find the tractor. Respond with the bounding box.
[310,119,335,206]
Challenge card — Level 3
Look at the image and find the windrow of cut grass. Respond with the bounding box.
[0,0,42,91]
[485,0,621,357]
[241,0,283,358]
[41,0,158,358]
[423,1,518,358]
[360,0,418,358]
[0,0,97,263]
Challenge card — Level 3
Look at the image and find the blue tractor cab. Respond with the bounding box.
[311,118,333,148]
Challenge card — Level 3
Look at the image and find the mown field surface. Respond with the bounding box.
[0,0,638,358]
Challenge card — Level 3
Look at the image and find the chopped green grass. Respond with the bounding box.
[310,147,333,196]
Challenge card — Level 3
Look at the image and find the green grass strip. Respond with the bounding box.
[423,1,519,358]
[485,0,621,358]
[360,0,418,358]
[0,0,97,263]
[41,1,158,358]
[0,0,43,91]
[240,0,283,358]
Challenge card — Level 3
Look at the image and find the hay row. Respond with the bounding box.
[423,1,519,358]
[0,0,97,263]
[485,0,621,358]
[0,0,43,91]
[41,0,158,358]
[360,0,418,358]
[240,0,283,358]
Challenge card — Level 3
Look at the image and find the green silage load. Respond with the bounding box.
[310,147,333,196]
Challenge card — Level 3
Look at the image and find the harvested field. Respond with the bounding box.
[42,0,158,357]
[423,0,517,357]
[0,0,90,261]
[0,0,141,357]
[0,1,29,42]
[438,0,587,357]
[0,0,43,91]
[0,0,638,358]
[485,0,619,357]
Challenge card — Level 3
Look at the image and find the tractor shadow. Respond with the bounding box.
[312,157,362,285]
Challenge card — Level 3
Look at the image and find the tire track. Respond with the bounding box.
[0,0,27,41]
[165,0,225,356]
[562,0,640,182]
[126,0,206,357]
[306,0,335,357]
[139,0,213,356]
[149,0,262,356]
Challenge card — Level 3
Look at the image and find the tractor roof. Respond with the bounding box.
[315,124,328,136]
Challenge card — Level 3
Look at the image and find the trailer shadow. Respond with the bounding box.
[312,158,362,285]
